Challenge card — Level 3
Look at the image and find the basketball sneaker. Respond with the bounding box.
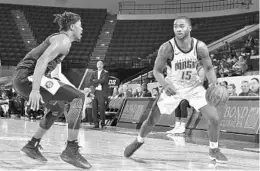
[60,140,92,169]
[124,138,144,158]
[20,141,47,162]
[209,148,228,163]
[166,125,185,134]
[173,125,186,134]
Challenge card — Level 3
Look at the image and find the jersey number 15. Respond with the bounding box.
[181,71,192,80]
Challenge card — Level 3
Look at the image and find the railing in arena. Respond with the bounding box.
[118,0,252,14]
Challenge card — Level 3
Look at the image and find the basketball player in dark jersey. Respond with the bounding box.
[13,12,91,169]
[124,16,228,163]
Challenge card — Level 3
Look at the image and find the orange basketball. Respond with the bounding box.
[206,85,229,107]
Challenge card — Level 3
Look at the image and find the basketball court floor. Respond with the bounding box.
[0,118,259,171]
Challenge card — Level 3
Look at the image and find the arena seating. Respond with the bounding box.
[0,4,107,67]
[0,6,27,66]
[106,12,259,68]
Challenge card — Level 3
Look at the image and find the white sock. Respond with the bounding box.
[180,122,186,128]
[175,122,181,128]
[209,141,218,149]
[137,135,144,143]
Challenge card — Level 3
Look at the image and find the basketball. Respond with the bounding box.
[205,85,229,106]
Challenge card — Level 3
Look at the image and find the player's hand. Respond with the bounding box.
[93,79,98,83]
[27,90,44,111]
[163,83,176,96]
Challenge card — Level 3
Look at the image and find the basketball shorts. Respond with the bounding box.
[12,69,84,103]
[157,85,208,115]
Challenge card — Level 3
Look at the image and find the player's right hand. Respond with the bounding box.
[27,91,44,111]
[163,84,176,96]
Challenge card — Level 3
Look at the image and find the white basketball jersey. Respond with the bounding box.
[166,37,200,90]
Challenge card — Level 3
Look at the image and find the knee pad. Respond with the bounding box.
[39,101,65,130]
[66,98,84,130]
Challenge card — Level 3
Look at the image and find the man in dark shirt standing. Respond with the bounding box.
[90,61,109,128]
[239,80,253,96]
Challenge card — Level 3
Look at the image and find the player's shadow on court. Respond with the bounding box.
[128,157,147,164]
[129,157,189,163]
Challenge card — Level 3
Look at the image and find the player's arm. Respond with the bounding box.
[89,72,95,86]
[153,42,173,87]
[93,71,109,84]
[197,41,217,85]
[31,35,71,92]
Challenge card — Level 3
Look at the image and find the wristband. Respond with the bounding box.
[32,89,40,93]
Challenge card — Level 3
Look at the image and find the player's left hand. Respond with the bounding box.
[27,91,44,111]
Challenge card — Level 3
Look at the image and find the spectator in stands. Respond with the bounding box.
[152,87,159,97]
[90,61,109,129]
[140,83,152,97]
[253,37,259,54]
[249,78,259,96]
[227,84,237,96]
[240,48,251,63]
[122,84,133,97]
[223,41,231,52]
[220,81,228,88]
[251,49,257,56]
[117,86,124,98]
[245,35,254,54]
[0,91,9,117]
[136,86,142,97]
[232,56,248,75]
[239,80,254,96]
[231,54,238,64]
[110,87,119,99]
[226,54,234,66]
[132,88,140,97]
[128,87,133,96]
[218,61,229,76]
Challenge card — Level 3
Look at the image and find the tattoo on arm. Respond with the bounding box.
[153,42,173,86]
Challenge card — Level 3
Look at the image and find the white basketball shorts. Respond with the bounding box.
[157,85,208,115]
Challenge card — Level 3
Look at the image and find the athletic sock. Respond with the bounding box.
[175,122,181,128]
[209,141,218,149]
[137,135,144,143]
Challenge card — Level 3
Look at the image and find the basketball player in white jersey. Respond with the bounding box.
[124,16,228,163]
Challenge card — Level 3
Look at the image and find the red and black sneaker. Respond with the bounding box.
[60,141,92,169]
[20,140,47,162]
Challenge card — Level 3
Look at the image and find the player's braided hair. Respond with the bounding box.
[53,11,81,31]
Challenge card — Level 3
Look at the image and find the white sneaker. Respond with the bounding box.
[174,126,186,134]
[166,125,180,134]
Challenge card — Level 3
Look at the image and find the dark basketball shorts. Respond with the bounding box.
[12,69,84,104]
